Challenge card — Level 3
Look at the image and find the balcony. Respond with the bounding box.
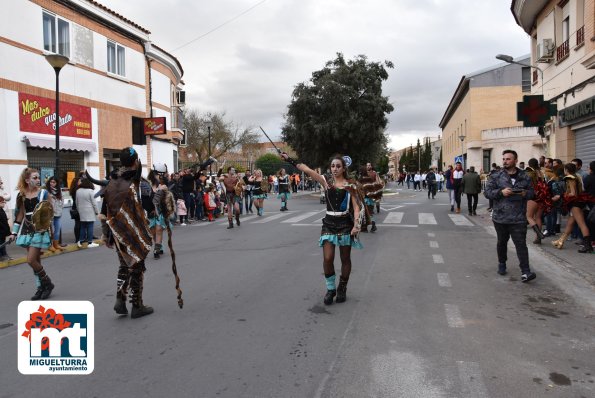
[576,26,585,48]
[556,39,569,63]
[532,70,539,86]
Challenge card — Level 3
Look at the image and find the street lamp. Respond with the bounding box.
[45,54,69,180]
[459,135,466,170]
[495,54,544,95]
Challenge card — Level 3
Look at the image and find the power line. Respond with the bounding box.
[172,0,268,52]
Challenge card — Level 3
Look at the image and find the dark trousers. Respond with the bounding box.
[493,221,530,273]
[0,237,6,257]
[545,208,558,234]
[427,183,436,198]
[244,191,253,213]
[184,192,195,219]
[413,181,420,190]
[73,218,81,242]
[466,193,478,212]
[453,184,462,209]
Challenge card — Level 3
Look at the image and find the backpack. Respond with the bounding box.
[139,179,155,216]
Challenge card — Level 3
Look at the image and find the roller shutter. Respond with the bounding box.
[575,125,595,162]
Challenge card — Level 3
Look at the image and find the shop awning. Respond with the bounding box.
[23,135,97,152]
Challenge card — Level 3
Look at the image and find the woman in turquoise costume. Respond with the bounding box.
[277,168,291,211]
[280,153,364,305]
[8,168,55,300]
[250,169,268,216]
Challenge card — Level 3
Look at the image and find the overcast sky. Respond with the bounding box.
[99,0,529,151]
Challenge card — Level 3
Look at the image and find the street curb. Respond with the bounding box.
[0,240,104,269]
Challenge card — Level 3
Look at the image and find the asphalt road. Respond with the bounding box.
[1,185,594,397]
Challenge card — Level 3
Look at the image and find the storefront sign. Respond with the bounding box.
[558,95,595,127]
[18,93,92,139]
[143,117,166,135]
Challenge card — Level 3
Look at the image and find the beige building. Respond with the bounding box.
[511,0,595,163]
[439,58,542,173]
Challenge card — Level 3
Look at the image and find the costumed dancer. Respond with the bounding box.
[100,148,154,318]
[280,152,364,305]
[358,163,384,233]
[277,168,291,211]
[525,158,547,244]
[8,168,55,300]
[219,166,244,229]
[143,163,171,259]
[250,169,268,216]
[551,163,595,253]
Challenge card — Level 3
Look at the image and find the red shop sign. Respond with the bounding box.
[143,117,166,135]
[18,93,92,139]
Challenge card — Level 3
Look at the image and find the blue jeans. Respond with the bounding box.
[545,208,558,235]
[79,221,94,244]
[244,191,253,212]
[52,216,62,240]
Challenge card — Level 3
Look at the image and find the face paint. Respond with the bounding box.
[28,174,40,187]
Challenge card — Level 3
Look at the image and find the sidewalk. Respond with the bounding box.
[473,209,595,289]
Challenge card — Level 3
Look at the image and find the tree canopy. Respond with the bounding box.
[255,153,297,176]
[281,53,394,169]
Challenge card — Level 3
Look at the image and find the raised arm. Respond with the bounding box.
[279,153,328,189]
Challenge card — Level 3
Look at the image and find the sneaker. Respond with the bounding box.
[521,271,537,283]
[497,263,507,275]
[77,241,84,248]
[181,223,187,226]
[87,242,99,248]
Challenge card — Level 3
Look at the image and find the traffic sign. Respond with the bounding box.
[454,156,463,164]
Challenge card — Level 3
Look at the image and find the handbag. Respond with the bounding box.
[69,207,79,219]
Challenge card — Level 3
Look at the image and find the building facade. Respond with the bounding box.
[0,0,184,208]
[512,0,595,162]
[439,57,539,172]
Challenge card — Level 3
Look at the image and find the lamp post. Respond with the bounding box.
[495,54,544,96]
[45,54,69,180]
[459,135,466,170]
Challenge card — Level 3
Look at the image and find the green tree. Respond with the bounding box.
[255,153,296,176]
[376,153,389,175]
[183,109,259,165]
[282,53,394,168]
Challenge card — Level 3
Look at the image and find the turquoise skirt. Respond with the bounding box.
[253,194,267,199]
[319,234,363,249]
[277,192,291,200]
[16,232,51,249]
[149,214,171,229]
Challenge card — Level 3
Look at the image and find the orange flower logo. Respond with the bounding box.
[22,305,72,350]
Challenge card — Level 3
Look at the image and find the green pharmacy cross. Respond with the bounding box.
[517,95,557,127]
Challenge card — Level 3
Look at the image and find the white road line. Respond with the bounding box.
[437,273,452,287]
[448,214,474,226]
[432,254,444,264]
[251,212,294,223]
[429,241,439,248]
[444,304,464,328]
[377,224,418,228]
[381,205,404,211]
[383,212,404,224]
[427,233,435,238]
[281,211,320,223]
[418,213,437,225]
[457,361,489,398]
[292,224,321,226]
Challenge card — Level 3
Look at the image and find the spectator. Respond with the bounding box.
[69,176,82,243]
[413,171,422,191]
[426,168,437,199]
[195,185,205,221]
[76,178,99,248]
[0,196,10,261]
[177,198,187,225]
[45,177,64,253]
[452,162,464,213]
[462,166,481,215]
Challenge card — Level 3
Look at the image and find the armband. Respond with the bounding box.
[12,223,20,234]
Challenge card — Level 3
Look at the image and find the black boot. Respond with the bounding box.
[336,277,348,303]
[227,219,234,229]
[113,298,128,315]
[578,236,593,253]
[323,289,336,305]
[129,266,153,319]
[235,213,240,226]
[532,224,545,240]
[32,269,54,300]
[131,305,154,318]
[370,221,377,233]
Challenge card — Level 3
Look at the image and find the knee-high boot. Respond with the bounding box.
[32,268,54,300]
[129,264,153,318]
[336,276,349,303]
[578,236,593,253]
[114,260,130,315]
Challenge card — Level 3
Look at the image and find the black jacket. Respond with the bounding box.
[0,207,10,239]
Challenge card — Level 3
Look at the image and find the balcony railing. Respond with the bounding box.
[532,70,538,86]
[577,25,585,47]
[556,39,569,63]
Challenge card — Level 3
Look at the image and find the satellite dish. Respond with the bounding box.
[343,155,352,167]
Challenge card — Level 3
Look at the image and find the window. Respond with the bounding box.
[107,41,126,76]
[42,11,70,57]
[521,67,531,92]
[483,149,491,174]
[562,17,570,42]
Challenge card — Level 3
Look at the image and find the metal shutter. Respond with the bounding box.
[575,125,595,162]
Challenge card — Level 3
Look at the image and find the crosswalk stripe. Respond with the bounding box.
[251,212,294,223]
[448,214,474,226]
[383,212,404,224]
[418,213,437,225]
[282,211,320,223]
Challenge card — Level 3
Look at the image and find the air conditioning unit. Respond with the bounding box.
[536,39,554,62]
[180,128,187,146]
[176,90,186,105]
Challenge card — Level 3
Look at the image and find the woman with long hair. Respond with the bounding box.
[45,176,64,252]
[69,175,82,243]
[280,153,363,305]
[75,177,99,248]
[525,158,546,244]
[551,163,594,253]
[277,168,291,211]
[249,169,268,216]
[8,168,55,300]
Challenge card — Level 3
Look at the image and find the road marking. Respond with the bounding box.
[418,213,437,224]
[282,211,320,223]
[377,224,418,228]
[429,241,439,248]
[427,233,435,238]
[383,212,404,223]
[381,205,404,211]
[252,212,294,223]
[432,254,444,264]
[448,214,474,226]
[292,224,321,226]
[457,361,489,398]
[444,304,464,328]
[437,273,452,287]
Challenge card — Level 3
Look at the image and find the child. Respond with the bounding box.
[0,197,10,261]
[177,198,187,226]
[204,186,216,222]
